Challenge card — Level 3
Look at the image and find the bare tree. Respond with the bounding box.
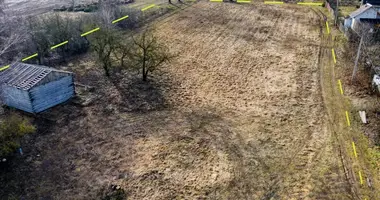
[130,29,173,81]
[113,40,133,68]
[25,13,89,64]
[0,17,28,64]
[88,28,120,77]
[351,22,376,81]
[0,0,5,15]
[71,0,76,10]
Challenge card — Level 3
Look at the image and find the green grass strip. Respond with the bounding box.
[0,65,10,72]
[22,53,38,62]
[210,0,223,2]
[297,2,323,6]
[80,27,100,37]
[264,1,284,4]
[51,40,69,50]
[112,15,129,24]
[141,4,156,11]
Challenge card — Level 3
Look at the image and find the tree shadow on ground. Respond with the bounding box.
[112,74,168,112]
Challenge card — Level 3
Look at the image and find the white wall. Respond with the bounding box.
[344,18,352,27]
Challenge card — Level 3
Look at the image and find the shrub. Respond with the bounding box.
[26,13,91,64]
[0,113,35,157]
[99,185,126,200]
[113,7,142,30]
[84,5,98,13]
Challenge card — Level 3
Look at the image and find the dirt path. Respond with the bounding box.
[316,8,380,200]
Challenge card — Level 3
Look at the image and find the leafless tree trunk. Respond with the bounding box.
[352,35,363,82]
[334,0,339,26]
[130,29,173,81]
[0,16,28,64]
[0,0,5,15]
[71,0,76,10]
[88,28,120,77]
[351,22,376,82]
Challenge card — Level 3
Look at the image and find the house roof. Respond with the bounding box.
[363,0,380,6]
[0,62,71,90]
[350,3,373,18]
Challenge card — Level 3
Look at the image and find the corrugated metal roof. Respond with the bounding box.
[350,4,373,18]
[0,62,66,90]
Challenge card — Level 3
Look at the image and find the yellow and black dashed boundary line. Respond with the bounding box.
[0,1,326,71]
[208,0,323,5]
[0,4,158,71]
[326,22,370,199]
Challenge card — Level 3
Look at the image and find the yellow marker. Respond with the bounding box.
[359,171,364,185]
[51,40,69,50]
[352,142,358,158]
[237,0,251,3]
[112,15,129,24]
[264,1,284,4]
[0,65,10,72]
[345,111,351,126]
[338,79,344,95]
[141,4,156,11]
[80,27,100,37]
[22,53,38,62]
[210,0,223,2]
[332,48,337,63]
[297,2,323,6]
[326,21,330,34]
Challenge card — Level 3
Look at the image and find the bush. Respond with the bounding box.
[84,5,98,13]
[99,185,126,200]
[0,113,35,157]
[113,7,142,30]
[68,35,90,55]
[26,13,91,64]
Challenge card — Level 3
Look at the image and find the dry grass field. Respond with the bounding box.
[1,2,356,199]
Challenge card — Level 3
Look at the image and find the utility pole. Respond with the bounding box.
[334,0,339,26]
[352,35,364,82]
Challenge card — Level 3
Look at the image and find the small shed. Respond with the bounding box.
[0,62,75,113]
[344,4,380,32]
[362,0,380,6]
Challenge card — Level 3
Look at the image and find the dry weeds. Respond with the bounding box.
[1,2,353,199]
